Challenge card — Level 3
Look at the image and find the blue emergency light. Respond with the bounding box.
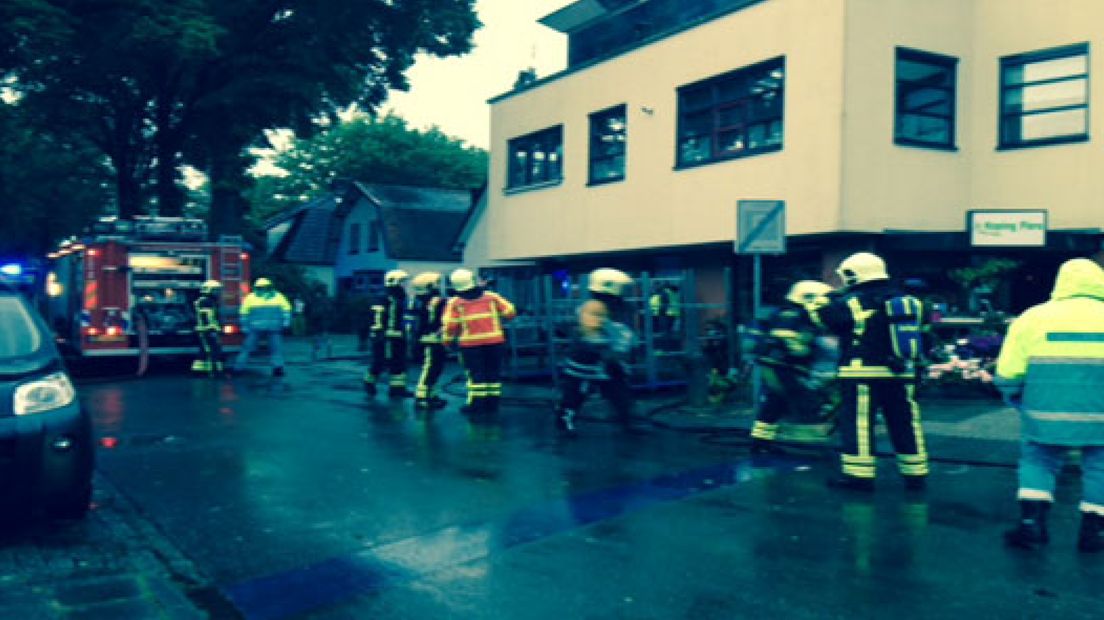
[0,263,23,277]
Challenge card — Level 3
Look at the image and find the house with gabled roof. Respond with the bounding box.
[264,181,475,296]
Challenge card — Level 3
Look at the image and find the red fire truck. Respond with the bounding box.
[44,216,249,360]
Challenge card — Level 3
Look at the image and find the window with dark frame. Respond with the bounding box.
[588,105,627,185]
[1000,43,1089,149]
[676,57,785,168]
[348,223,360,255]
[895,48,957,149]
[507,126,563,189]
[367,220,380,252]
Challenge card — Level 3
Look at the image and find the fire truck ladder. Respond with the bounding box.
[218,236,244,300]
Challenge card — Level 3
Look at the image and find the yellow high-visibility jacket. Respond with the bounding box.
[996,259,1104,446]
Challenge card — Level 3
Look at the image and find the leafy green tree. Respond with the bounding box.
[247,113,488,223]
[0,101,112,256]
[0,0,481,231]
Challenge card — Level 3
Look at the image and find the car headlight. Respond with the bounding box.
[13,372,77,416]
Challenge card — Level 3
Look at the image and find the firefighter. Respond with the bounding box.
[750,280,833,454]
[410,272,448,410]
[813,252,927,492]
[555,268,646,435]
[191,280,224,377]
[442,268,516,415]
[233,277,292,377]
[364,269,412,397]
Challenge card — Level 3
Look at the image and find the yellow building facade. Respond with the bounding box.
[479,0,1103,314]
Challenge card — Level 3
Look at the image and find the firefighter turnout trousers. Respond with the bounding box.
[365,335,408,395]
[415,342,447,404]
[193,329,224,376]
[836,378,928,481]
[460,343,503,414]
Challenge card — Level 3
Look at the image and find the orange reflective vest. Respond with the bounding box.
[443,292,516,347]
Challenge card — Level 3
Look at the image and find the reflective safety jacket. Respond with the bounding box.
[442,290,516,348]
[753,301,820,372]
[194,294,220,332]
[996,259,1104,446]
[563,299,635,381]
[370,289,406,339]
[411,294,445,344]
[814,281,923,380]
[240,290,291,332]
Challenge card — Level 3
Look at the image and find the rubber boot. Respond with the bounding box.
[1077,511,1104,553]
[1004,500,1050,549]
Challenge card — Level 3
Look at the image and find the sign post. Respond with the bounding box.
[736,200,786,407]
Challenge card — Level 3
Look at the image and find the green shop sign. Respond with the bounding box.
[968,210,1047,247]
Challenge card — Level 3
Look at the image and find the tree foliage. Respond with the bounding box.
[0,0,480,236]
[0,100,112,257]
[247,113,487,223]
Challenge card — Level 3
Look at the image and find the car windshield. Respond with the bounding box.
[0,295,43,359]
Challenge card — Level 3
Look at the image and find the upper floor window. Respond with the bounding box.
[589,105,627,185]
[367,220,380,252]
[507,126,563,189]
[348,223,360,255]
[895,48,957,149]
[676,57,785,168]
[1000,43,1089,149]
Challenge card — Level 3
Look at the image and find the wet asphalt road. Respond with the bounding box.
[67,360,1104,619]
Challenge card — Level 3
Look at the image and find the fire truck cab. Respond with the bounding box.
[44,216,249,359]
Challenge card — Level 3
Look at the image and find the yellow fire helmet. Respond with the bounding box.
[201,280,222,294]
[786,280,832,306]
[411,272,442,295]
[588,268,634,298]
[449,268,477,292]
[253,277,273,289]
[836,252,889,287]
[384,269,410,287]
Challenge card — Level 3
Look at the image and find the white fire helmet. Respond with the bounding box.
[836,252,889,287]
[588,268,634,298]
[411,272,442,295]
[449,268,477,292]
[384,269,409,287]
[786,280,832,306]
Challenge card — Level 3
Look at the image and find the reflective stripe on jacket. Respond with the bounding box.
[240,291,291,332]
[194,295,220,332]
[996,259,1104,446]
[443,292,516,347]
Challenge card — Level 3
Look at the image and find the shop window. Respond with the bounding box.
[676,57,784,168]
[588,105,627,185]
[1000,43,1089,149]
[895,48,957,149]
[507,126,563,190]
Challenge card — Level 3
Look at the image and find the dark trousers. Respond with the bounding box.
[195,329,223,374]
[752,366,822,441]
[415,343,446,400]
[559,363,633,426]
[365,335,407,391]
[460,344,503,412]
[836,379,928,480]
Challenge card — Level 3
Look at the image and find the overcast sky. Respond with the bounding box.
[381,0,569,149]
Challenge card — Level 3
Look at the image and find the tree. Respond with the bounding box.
[0,100,112,256]
[0,0,481,232]
[247,113,488,223]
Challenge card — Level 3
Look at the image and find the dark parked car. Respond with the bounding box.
[0,284,93,519]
